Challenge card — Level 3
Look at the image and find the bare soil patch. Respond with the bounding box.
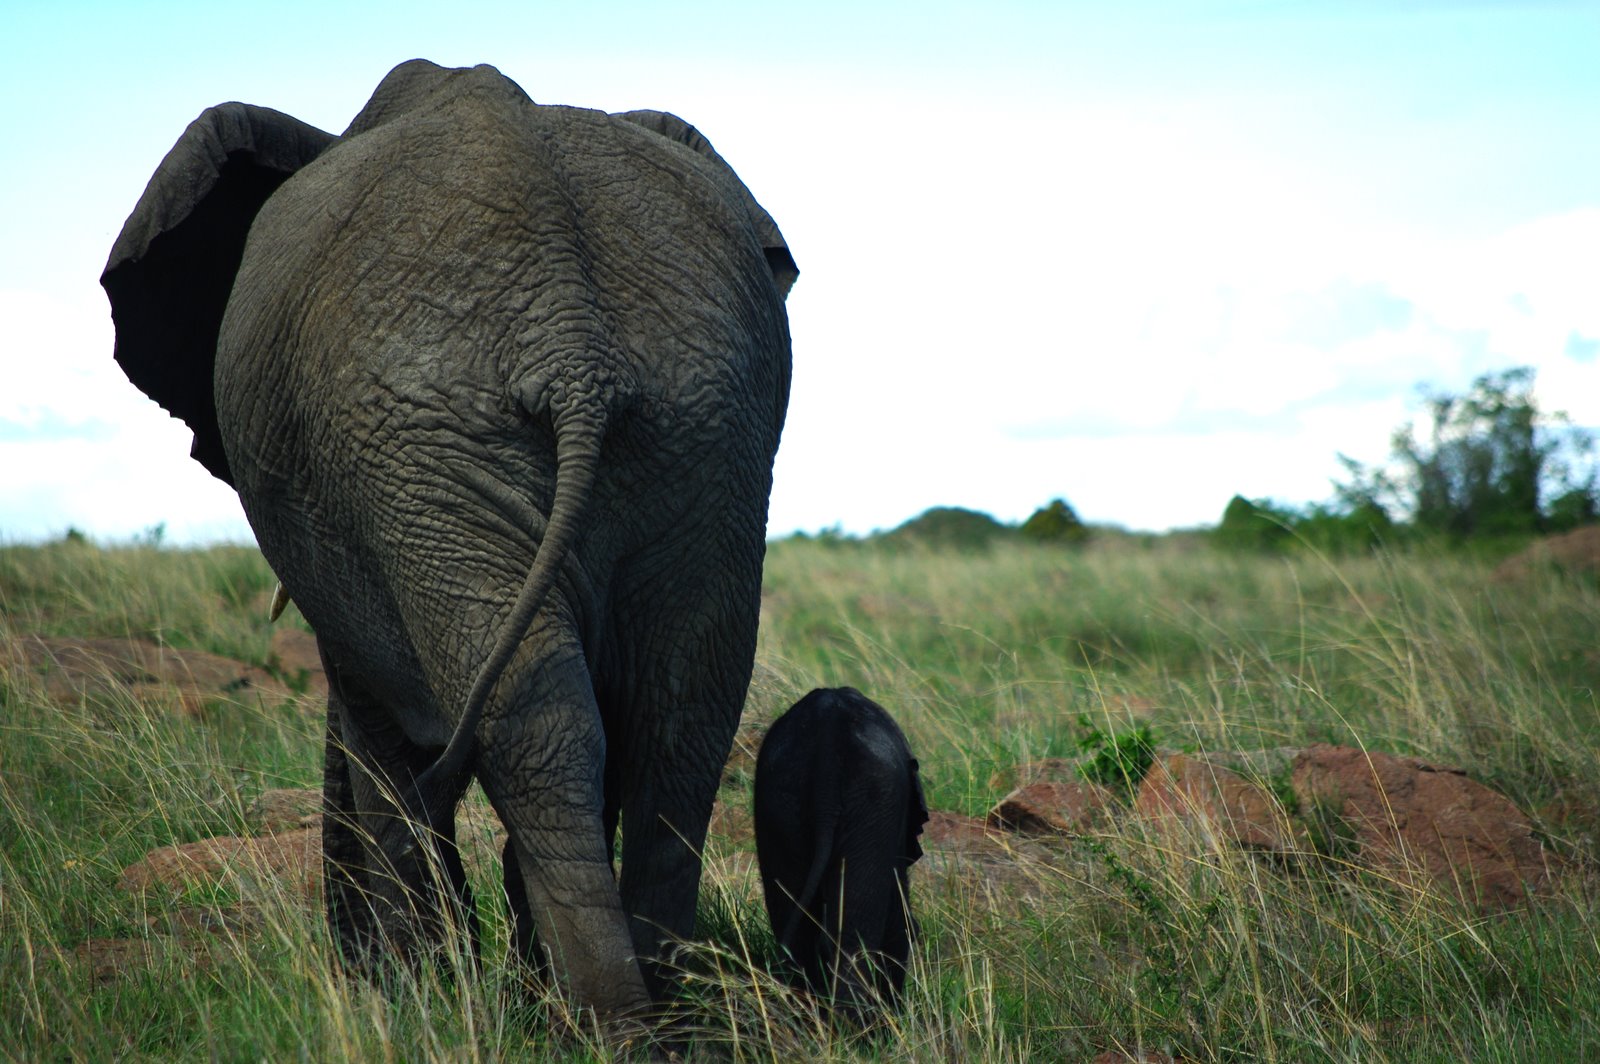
[1492,524,1600,582]
[3,634,307,714]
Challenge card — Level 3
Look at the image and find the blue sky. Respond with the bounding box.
[3,1,1598,542]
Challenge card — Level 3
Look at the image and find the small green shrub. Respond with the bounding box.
[1076,716,1157,790]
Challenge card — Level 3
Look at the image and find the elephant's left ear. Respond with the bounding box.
[613,109,799,299]
[101,103,336,485]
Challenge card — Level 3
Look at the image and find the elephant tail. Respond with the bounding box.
[410,412,603,812]
[780,802,841,951]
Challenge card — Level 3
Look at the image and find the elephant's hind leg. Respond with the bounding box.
[473,632,651,1022]
[500,835,553,987]
[612,568,761,998]
[323,710,381,970]
[321,660,477,976]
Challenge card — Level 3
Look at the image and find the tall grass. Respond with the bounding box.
[758,538,1600,815]
[3,535,1598,1059]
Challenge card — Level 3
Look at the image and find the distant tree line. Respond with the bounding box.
[784,366,1596,556]
[789,498,1095,554]
[882,498,1092,552]
[1216,367,1598,554]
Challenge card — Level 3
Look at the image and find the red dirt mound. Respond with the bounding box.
[1291,744,1548,910]
[1492,524,1600,582]
[3,635,299,714]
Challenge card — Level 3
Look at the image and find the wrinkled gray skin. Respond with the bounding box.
[102,59,797,1025]
[754,688,929,1009]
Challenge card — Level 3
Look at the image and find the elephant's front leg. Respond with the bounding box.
[475,642,651,1023]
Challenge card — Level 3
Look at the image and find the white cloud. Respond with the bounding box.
[0,432,251,544]
[0,289,129,426]
[1387,209,1600,358]
[0,288,251,543]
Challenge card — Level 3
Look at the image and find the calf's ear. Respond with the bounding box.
[907,758,930,861]
[101,103,335,485]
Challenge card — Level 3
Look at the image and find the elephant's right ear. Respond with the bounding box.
[101,103,335,485]
[614,109,799,300]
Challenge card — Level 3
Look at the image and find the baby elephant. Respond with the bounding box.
[754,687,929,1008]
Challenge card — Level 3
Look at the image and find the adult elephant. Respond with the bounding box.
[102,59,797,1027]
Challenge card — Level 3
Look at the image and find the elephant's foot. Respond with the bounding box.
[508,852,654,1027]
[323,820,481,983]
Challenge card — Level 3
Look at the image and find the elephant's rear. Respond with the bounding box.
[214,77,794,726]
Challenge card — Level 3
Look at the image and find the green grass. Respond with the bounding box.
[3,535,1599,1059]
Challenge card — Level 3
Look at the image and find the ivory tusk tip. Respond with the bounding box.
[269,581,291,622]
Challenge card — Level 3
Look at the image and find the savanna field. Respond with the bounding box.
[3,533,1599,1061]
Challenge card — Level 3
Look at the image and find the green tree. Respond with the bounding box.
[1337,367,1597,539]
[1213,495,1294,553]
[1019,498,1090,545]
[1547,486,1599,532]
[1291,499,1395,554]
